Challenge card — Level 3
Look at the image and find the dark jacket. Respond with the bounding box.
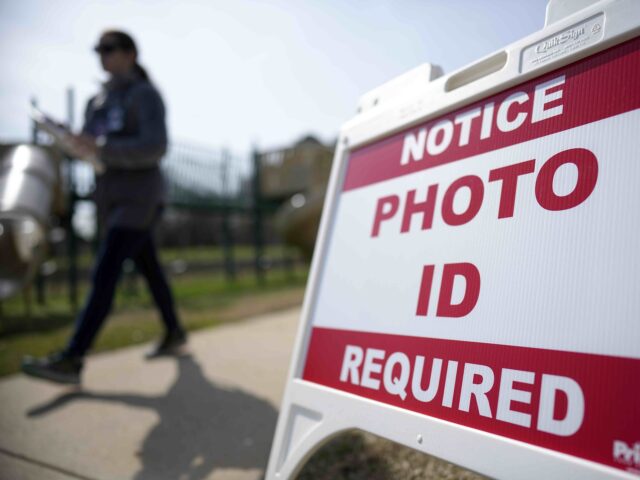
[83,73,167,230]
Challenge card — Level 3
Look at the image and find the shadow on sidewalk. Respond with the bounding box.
[26,355,278,479]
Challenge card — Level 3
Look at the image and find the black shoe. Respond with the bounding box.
[21,352,83,385]
[145,329,187,359]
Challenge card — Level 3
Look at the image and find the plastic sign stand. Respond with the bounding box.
[266,1,640,478]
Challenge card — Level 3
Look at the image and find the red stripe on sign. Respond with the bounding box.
[302,327,640,474]
[343,36,640,192]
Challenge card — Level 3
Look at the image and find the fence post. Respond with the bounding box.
[221,152,236,281]
[66,87,79,312]
[283,243,295,280]
[252,148,265,284]
[30,97,47,306]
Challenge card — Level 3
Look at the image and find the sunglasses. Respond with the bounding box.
[93,44,120,55]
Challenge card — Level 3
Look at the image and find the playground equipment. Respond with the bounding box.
[261,136,334,259]
[275,188,325,260]
[0,144,62,299]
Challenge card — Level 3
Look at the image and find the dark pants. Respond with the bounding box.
[66,227,181,357]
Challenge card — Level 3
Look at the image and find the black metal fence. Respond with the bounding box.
[21,134,304,314]
[9,90,328,313]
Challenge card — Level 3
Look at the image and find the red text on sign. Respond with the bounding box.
[371,148,599,237]
[416,263,481,317]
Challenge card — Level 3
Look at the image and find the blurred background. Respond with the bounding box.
[0,0,548,377]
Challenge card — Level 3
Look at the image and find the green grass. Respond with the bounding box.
[53,244,302,270]
[0,268,308,378]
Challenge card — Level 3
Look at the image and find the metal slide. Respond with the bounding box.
[0,144,62,299]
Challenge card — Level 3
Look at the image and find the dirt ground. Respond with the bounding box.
[297,431,490,480]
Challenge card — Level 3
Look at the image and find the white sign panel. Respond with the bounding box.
[268,2,640,478]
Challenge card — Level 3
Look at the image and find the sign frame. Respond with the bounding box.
[267,1,640,478]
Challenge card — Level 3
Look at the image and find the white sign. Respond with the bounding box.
[268,1,640,478]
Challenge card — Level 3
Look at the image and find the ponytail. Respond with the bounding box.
[134,62,150,82]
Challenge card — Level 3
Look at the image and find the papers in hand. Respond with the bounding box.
[30,106,105,175]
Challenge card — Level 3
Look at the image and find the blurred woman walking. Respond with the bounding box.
[22,30,187,385]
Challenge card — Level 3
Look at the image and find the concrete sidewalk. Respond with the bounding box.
[0,307,301,480]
